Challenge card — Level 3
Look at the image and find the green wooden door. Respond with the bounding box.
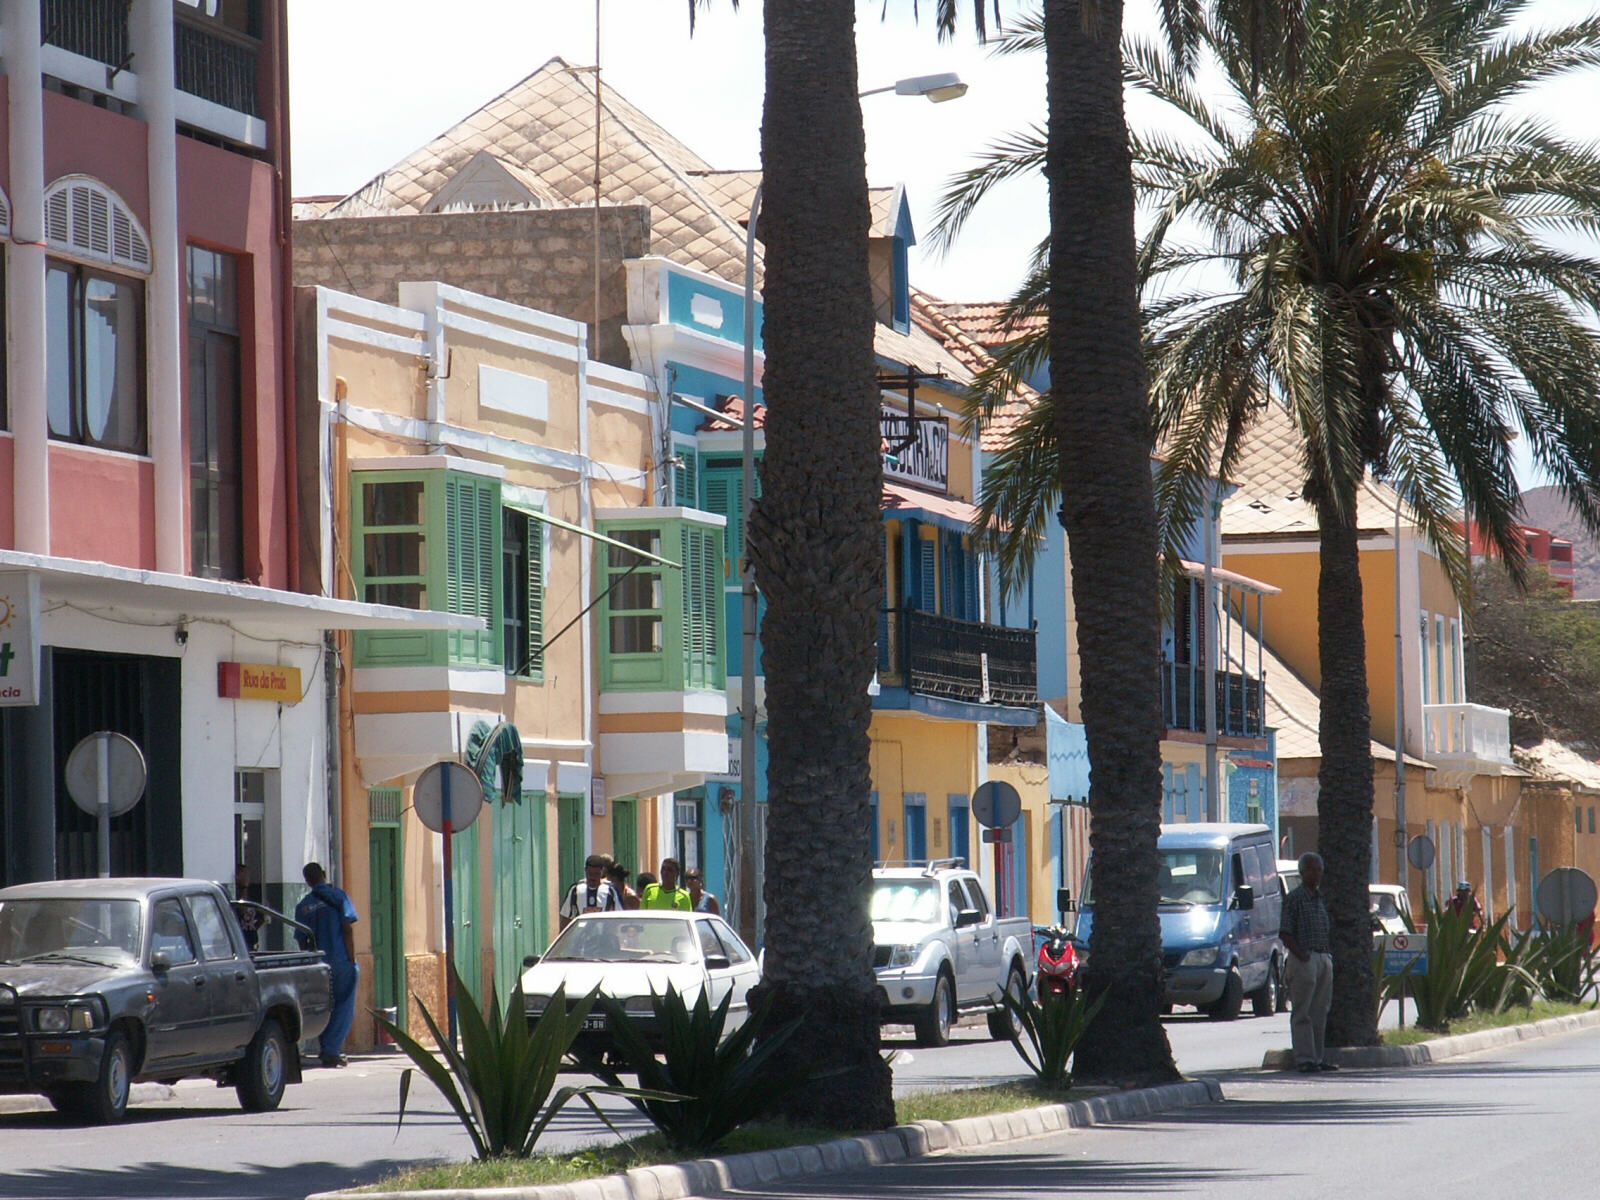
[530,792,551,951]
[557,794,586,912]
[450,823,481,995]
[612,798,639,876]
[492,792,539,1006]
[367,800,404,1030]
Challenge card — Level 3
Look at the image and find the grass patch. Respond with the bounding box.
[895,1079,1098,1123]
[1381,999,1594,1045]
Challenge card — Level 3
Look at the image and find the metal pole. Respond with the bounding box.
[737,185,762,948]
[96,736,110,879]
[1395,498,1408,893]
[441,767,458,1048]
[1204,488,1220,822]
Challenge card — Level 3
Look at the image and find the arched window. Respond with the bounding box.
[43,176,152,274]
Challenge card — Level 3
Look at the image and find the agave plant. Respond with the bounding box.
[1523,921,1600,1006]
[1000,984,1107,1090]
[376,966,664,1159]
[580,985,810,1154]
[1403,902,1529,1031]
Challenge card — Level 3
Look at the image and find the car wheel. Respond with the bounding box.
[914,971,955,1047]
[81,1029,133,1124]
[987,965,1027,1040]
[1250,958,1280,1017]
[236,1018,289,1113]
[1207,968,1245,1021]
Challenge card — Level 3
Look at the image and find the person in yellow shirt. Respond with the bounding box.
[640,857,692,911]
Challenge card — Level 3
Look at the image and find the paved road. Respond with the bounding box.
[0,1003,1394,1199]
[713,1024,1600,1200]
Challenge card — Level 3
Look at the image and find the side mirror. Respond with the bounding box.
[1233,885,1255,911]
[522,955,539,968]
[704,954,731,970]
[956,908,984,929]
[150,951,172,972]
[1057,887,1076,914]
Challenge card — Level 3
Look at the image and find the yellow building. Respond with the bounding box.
[297,282,727,1046]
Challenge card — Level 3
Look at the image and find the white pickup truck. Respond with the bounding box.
[870,860,1035,1046]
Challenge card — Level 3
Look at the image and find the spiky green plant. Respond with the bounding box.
[999,983,1108,1089]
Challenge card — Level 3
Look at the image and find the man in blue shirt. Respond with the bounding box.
[295,862,359,1068]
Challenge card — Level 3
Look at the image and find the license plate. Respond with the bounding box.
[581,1014,607,1031]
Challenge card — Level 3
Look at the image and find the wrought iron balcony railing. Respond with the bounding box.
[43,0,129,69]
[878,607,1037,708]
[175,14,260,117]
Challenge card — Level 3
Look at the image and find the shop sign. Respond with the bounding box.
[706,738,741,783]
[881,410,949,493]
[218,661,302,704]
[0,573,41,706]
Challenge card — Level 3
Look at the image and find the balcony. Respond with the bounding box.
[1162,662,1267,739]
[175,14,260,118]
[877,607,1038,721]
[43,0,128,67]
[1422,702,1513,787]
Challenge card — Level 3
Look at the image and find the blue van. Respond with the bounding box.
[1073,822,1284,1020]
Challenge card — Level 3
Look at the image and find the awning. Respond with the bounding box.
[0,549,478,632]
[1178,559,1281,596]
[508,504,680,569]
[881,480,984,534]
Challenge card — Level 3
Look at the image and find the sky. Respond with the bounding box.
[288,0,1600,490]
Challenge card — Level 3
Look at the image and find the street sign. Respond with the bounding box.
[1382,931,1428,976]
[65,731,147,879]
[1406,834,1436,872]
[980,828,1013,844]
[971,780,1021,829]
[1536,867,1597,927]
[413,762,484,834]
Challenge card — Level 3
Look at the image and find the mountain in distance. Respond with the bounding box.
[1519,485,1600,599]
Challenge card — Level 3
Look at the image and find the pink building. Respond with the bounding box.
[1466,521,1575,595]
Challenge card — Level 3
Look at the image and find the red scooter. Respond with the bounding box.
[1035,924,1080,1001]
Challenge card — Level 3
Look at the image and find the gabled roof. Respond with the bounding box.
[423,149,563,212]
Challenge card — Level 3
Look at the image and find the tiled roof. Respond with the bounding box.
[922,297,1047,347]
[882,479,983,528]
[317,57,758,286]
[696,394,765,432]
[909,288,1034,451]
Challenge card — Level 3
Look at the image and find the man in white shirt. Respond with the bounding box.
[559,854,622,929]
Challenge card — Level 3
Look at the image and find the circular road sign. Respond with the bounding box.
[1537,867,1598,927]
[1406,834,1436,872]
[413,761,484,834]
[64,731,146,818]
[971,780,1022,829]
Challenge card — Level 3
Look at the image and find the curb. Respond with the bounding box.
[305,1079,1223,1200]
[0,1080,175,1116]
[1262,1006,1600,1070]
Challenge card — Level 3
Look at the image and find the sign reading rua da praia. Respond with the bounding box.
[0,572,41,706]
[217,661,302,704]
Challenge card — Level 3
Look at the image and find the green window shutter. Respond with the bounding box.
[674,447,698,507]
[527,512,545,681]
[702,470,739,576]
[445,474,501,666]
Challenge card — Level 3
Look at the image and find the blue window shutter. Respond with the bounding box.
[941,531,956,618]
[919,539,936,612]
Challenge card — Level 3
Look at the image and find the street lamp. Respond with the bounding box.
[731,73,969,945]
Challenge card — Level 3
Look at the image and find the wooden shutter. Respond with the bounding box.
[701,469,740,577]
[527,511,545,680]
[918,539,936,613]
[674,447,698,507]
[445,475,500,665]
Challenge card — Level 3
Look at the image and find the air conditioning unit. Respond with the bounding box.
[675,801,699,829]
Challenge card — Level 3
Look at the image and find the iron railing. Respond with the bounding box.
[42,0,129,68]
[1162,662,1266,737]
[878,607,1037,708]
[175,14,260,117]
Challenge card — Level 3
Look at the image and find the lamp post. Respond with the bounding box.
[732,73,968,946]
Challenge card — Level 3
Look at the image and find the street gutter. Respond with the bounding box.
[304,1080,1223,1200]
[1262,1006,1600,1069]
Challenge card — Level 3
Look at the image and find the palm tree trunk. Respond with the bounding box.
[1043,0,1178,1087]
[1314,490,1381,1047]
[744,0,894,1130]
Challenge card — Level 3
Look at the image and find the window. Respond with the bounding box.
[708,917,751,963]
[700,455,760,575]
[961,878,990,919]
[445,475,501,665]
[150,898,197,964]
[680,524,720,688]
[607,529,664,655]
[187,246,243,579]
[672,441,697,507]
[360,480,427,608]
[1580,807,1586,834]
[1590,808,1595,835]
[503,508,544,680]
[696,919,724,962]
[188,892,237,960]
[46,259,145,453]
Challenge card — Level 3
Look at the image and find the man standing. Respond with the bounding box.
[640,857,692,911]
[295,862,359,1068]
[559,854,622,930]
[1447,880,1486,930]
[1280,851,1336,1074]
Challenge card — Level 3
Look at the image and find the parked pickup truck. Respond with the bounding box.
[0,877,332,1123]
[871,860,1034,1046]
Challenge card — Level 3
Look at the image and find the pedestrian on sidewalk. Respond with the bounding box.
[1446,880,1486,930]
[606,861,640,910]
[685,868,720,915]
[1280,851,1336,1074]
[640,858,692,911]
[295,862,360,1068]
[560,854,622,930]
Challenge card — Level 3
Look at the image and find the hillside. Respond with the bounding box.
[1519,485,1600,599]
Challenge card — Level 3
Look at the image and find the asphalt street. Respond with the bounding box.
[0,1003,1396,1199]
[713,1023,1600,1200]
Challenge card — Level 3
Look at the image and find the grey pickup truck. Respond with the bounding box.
[0,877,332,1122]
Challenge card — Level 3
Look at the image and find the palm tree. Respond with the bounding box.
[1131,0,1600,1044]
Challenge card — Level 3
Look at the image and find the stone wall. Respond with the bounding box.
[292,205,652,368]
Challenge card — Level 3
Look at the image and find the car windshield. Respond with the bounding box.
[1158,851,1225,907]
[871,881,939,923]
[542,917,697,964]
[1371,894,1401,920]
[0,898,142,965]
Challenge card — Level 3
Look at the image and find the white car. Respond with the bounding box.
[520,910,760,1050]
[1370,884,1413,940]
